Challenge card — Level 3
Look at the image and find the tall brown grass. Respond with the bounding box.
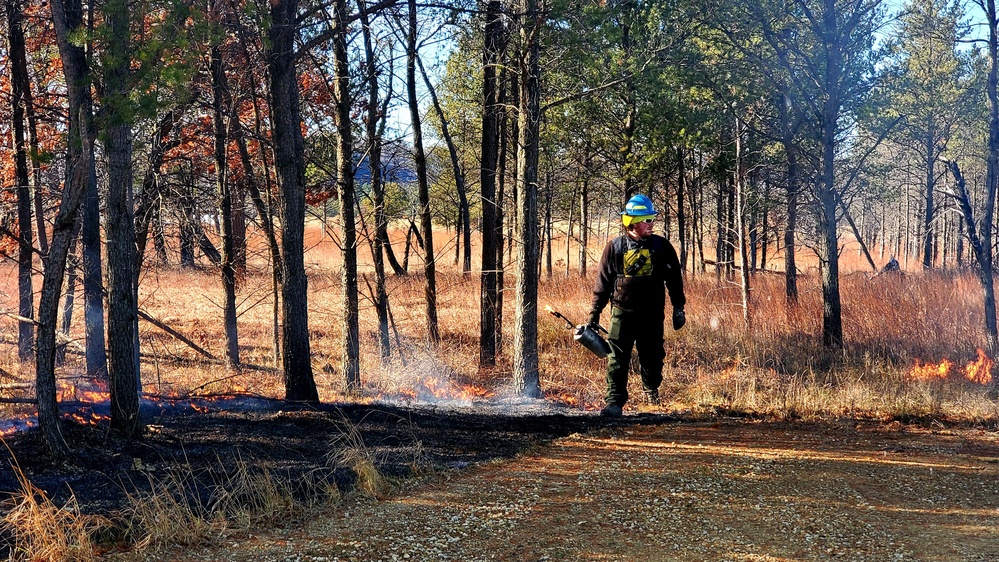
[1,223,996,422]
[1,458,108,561]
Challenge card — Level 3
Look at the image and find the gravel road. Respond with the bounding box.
[116,420,999,562]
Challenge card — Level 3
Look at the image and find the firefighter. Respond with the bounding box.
[588,193,686,417]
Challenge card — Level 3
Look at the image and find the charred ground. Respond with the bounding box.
[0,399,622,522]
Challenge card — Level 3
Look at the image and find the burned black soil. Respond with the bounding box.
[0,398,630,540]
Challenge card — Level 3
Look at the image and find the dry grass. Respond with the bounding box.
[1,456,108,561]
[326,416,395,499]
[123,467,216,549]
[1,223,997,424]
[122,454,309,552]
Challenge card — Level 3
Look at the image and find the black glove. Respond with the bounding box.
[672,308,686,331]
[587,310,602,330]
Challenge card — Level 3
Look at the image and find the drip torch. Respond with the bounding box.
[544,305,611,358]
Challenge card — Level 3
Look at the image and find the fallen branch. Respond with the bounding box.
[137,309,217,360]
[701,260,791,275]
[0,365,19,381]
[0,383,33,391]
[0,397,36,404]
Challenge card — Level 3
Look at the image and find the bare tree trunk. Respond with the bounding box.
[37,0,97,457]
[565,182,575,278]
[818,0,844,349]
[103,0,142,437]
[579,175,589,277]
[408,0,439,345]
[334,0,361,389]
[234,21,284,364]
[945,160,998,395]
[23,55,47,257]
[778,91,799,304]
[56,221,81,366]
[360,0,391,360]
[978,0,999,396]
[479,0,507,366]
[5,0,34,359]
[81,149,107,379]
[495,66,510,354]
[541,173,552,281]
[267,0,318,402]
[418,55,472,276]
[676,145,687,271]
[513,0,542,398]
[922,127,935,269]
[210,33,240,370]
[735,116,751,327]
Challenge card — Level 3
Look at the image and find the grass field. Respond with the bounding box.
[1,222,997,423]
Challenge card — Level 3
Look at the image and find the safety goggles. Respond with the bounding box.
[623,214,657,226]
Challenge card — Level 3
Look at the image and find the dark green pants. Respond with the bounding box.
[605,306,665,406]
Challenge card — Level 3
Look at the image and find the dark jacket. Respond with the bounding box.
[590,233,685,317]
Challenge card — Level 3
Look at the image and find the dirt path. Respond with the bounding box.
[126,420,999,562]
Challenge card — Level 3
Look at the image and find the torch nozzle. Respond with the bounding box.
[544,305,575,329]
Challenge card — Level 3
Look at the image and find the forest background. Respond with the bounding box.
[2,0,999,460]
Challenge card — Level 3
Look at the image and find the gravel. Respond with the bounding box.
[117,420,999,562]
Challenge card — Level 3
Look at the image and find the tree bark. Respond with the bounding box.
[945,159,998,395]
[981,0,999,396]
[334,0,361,389]
[922,126,935,269]
[5,0,35,359]
[579,174,590,277]
[103,0,142,437]
[267,0,318,402]
[81,116,107,379]
[418,55,471,276]
[513,0,542,398]
[360,0,391,360]
[210,33,241,370]
[408,0,439,345]
[778,91,799,304]
[37,0,99,457]
[56,220,81,366]
[676,145,687,272]
[818,0,844,349]
[479,0,507,366]
[735,116,751,327]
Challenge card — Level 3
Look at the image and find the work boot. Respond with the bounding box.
[600,404,623,417]
[645,390,660,406]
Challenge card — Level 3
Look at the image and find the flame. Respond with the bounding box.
[67,410,109,426]
[0,417,36,437]
[544,390,596,410]
[56,378,110,403]
[964,349,994,385]
[907,350,994,385]
[544,305,556,314]
[908,358,953,382]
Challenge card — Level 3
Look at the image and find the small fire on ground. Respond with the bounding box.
[908,349,994,385]
[0,379,260,437]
